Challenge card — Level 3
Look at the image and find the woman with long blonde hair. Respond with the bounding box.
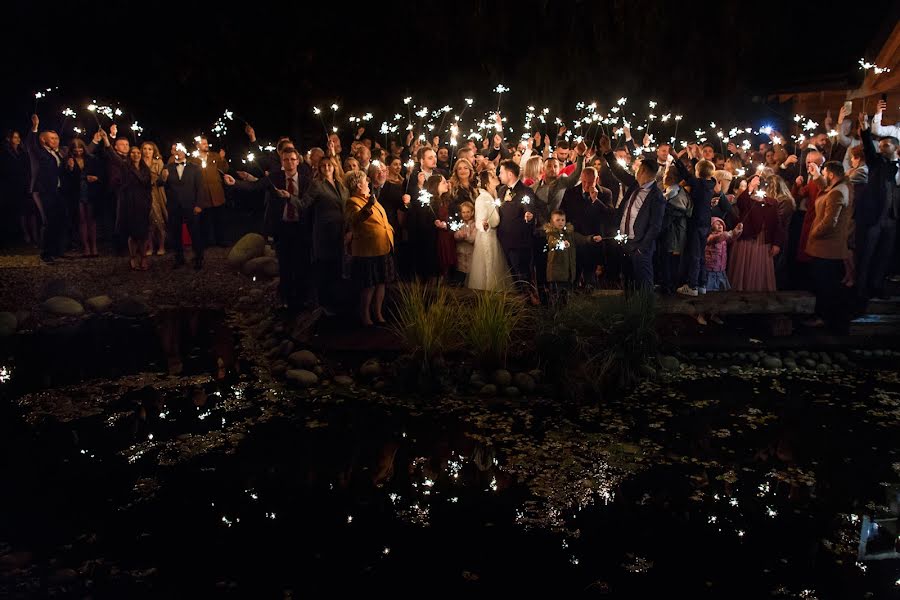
[141,141,168,255]
[449,157,478,210]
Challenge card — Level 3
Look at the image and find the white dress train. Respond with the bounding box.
[467,190,509,291]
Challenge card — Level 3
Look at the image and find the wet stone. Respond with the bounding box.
[801,358,817,369]
[359,359,382,379]
[659,355,680,371]
[762,356,783,369]
[513,372,536,394]
[288,350,318,369]
[492,369,512,387]
[504,386,521,398]
[479,384,497,397]
[0,311,17,336]
[286,369,318,387]
[85,295,113,313]
[42,296,84,316]
[333,375,354,387]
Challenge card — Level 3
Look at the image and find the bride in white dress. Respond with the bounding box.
[467,170,510,291]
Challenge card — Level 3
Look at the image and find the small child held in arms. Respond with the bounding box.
[697,216,742,325]
[544,210,602,307]
[452,201,477,286]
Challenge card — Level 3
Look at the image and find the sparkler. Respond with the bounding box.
[494,84,509,113]
[858,58,891,75]
[313,106,329,141]
[614,230,628,244]
[330,103,339,134]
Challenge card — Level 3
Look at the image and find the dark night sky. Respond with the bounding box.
[4,0,898,149]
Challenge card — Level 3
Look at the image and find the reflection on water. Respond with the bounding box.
[0,318,899,597]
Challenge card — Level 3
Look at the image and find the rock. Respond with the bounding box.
[479,384,497,397]
[504,386,521,398]
[0,312,16,336]
[801,358,817,369]
[373,380,387,392]
[492,369,512,386]
[242,256,279,278]
[333,375,354,387]
[111,296,151,317]
[783,357,797,367]
[359,359,382,378]
[469,372,485,386]
[286,369,318,387]
[786,350,797,358]
[638,364,657,379]
[528,369,543,383]
[797,350,810,357]
[277,340,295,357]
[816,363,830,373]
[862,350,873,358]
[264,245,276,257]
[728,365,742,375]
[313,365,324,376]
[873,349,885,358]
[84,295,113,313]
[833,352,849,364]
[820,353,832,365]
[40,278,83,302]
[762,356,783,369]
[249,289,265,299]
[288,350,318,369]
[659,355,680,371]
[238,295,251,304]
[270,361,288,377]
[227,233,266,268]
[512,372,536,394]
[41,296,84,316]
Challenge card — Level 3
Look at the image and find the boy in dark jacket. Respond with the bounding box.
[544,210,602,307]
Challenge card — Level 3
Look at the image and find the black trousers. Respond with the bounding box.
[659,252,682,294]
[622,244,655,291]
[503,246,532,294]
[274,222,309,310]
[575,244,602,287]
[684,225,709,289]
[207,204,226,246]
[169,205,207,263]
[39,191,65,260]
[810,257,850,333]
[533,241,548,301]
[314,258,342,311]
[856,219,897,298]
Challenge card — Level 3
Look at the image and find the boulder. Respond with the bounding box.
[801,358,817,369]
[85,295,113,313]
[479,384,498,397]
[286,369,319,387]
[512,372,536,394]
[278,340,295,357]
[111,296,151,317]
[270,361,288,377]
[359,359,382,378]
[0,312,17,336]
[504,386,521,398]
[820,353,832,365]
[659,355,680,371]
[41,296,84,316]
[288,350,318,369]
[761,356,783,369]
[492,369,512,387]
[40,278,83,302]
[333,375,354,387]
[227,233,266,268]
[242,256,279,278]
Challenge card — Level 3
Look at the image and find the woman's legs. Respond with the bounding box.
[359,286,375,325]
[374,284,386,322]
[79,203,91,256]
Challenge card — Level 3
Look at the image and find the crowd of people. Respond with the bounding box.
[1,100,898,331]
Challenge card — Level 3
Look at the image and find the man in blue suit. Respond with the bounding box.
[25,114,65,263]
[162,144,206,269]
[598,135,666,290]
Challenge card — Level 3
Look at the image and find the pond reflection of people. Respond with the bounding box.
[156,309,236,378]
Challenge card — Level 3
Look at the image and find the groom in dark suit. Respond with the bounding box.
[162,145,206,269]
[599,136,666,290]
[496,160,535,294]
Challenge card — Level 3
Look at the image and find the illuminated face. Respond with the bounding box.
[281,153,300,172]
[580,170,596,191]
[115,138,130,155]
[43,132,60,150]
[141,144,154,161]
[765,150,775,164]
[656,144,670,163]
[10,132,21,146]
[358,146,371,163]
[309,149,324,166]
[422,150,436,170]
[455,162,471,180]
[437,148,449,162]
[460,204,474,221]
[128,147,142,163]
[614,149,629,164]
[198,138,209,152]
[850,154,861,169]
[814,133,828,149]
[438,177,449,194]
[554,146,569,162]
[356,174,368,194]
[375,164,387,184]
[174,150,186,162]
[328,134,341,153]
[389,159,401,176]
[551,213,566,229]
[71,143,84,157]
[711,220,724,234]
[701,146,715,160]
[345,159,359,172]
[320,159,334,178]
[879,138,897,158]
[544,158,560,179]
[499,166,515,186]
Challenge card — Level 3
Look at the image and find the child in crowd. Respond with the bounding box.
[452,201,477,286]
[543,210,602,307]
[697,216,742,325]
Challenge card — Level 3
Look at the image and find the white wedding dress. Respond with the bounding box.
[467,190,510,291]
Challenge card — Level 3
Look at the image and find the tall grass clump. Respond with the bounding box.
[390,281,459,368]
[459,288,529,368]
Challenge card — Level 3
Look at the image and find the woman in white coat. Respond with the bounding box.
[467,170,510,290]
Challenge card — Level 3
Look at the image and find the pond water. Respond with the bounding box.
[1,311,899,598]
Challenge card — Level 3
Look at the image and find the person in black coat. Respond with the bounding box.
[559,167,614,288]
[24,114,65,263]
[302,157,349,315]
[61,138,102,256]
[0,130,37,247]
[162,145,205,269]
[120,147,152,270]
[599,135,666,291]
[672,150,717,295]
[856,121,900,299]
[496,160,536,295]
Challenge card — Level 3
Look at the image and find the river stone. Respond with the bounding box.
[469,372,485,386]
[801,358,817,369]
[728,365,742,375]
[820,353,832,365]
[249,288,265,299]
[288,350,318,369]
[85,295,112,313]
[639,364,657,379]
[42,296,84,316]
[243,256,279,278]
[333,375,354,387]
[783,357,797,369]
[833,352,849,364]
[873,349,885,358]
[0,312,16,336]
[816,363,830,373]
[797,350,810,358]
[277,340,295,357]
[111,296,150,317]
[479,384,497,397]
[492,369,512,387]
[504,386,521,398]
[359,359,382,378]
[659,355,680,371]
[286,369,318,387]
[762,356,783,369]
[227,233,266,268]
[862,350,873,358]
[512,372,536,393]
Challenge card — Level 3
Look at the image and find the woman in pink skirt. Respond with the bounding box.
[728,174,785,291]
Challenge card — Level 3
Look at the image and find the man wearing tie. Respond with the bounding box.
[225,148,308,311]
[25,114,65,263]
[599,135,666,290]
[161,145,205,269]
[496,160,536,295]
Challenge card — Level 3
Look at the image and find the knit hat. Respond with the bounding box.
[711,217,725,230]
